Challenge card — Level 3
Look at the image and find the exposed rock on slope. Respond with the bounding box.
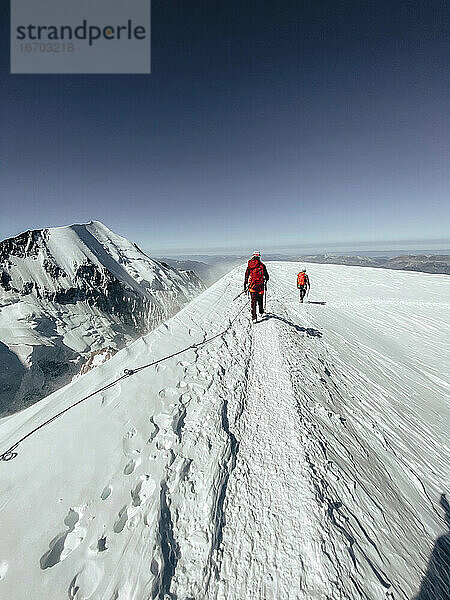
[0,221,203,415]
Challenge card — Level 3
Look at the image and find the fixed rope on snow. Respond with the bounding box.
[0,300,249,463]
[0,373,129,462]
[232,289,247,302]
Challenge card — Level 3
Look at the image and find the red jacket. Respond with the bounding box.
[245,258,269,293]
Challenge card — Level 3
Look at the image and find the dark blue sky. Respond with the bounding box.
[1,1,448,254]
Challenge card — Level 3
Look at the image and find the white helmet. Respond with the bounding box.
[300,266,306,272]
[252,250,261,257]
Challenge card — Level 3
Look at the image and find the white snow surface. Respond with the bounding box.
[0,262,448,600]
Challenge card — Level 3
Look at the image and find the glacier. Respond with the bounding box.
[0,221,203,415]
[0,262,448,599]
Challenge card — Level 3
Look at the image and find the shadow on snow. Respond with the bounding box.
[261,313,322,338]
[413,493,450,600]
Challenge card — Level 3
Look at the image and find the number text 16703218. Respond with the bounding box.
[20,42,74,53]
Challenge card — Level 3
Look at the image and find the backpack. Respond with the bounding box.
[297,272,306,286]
[248,258,265,286]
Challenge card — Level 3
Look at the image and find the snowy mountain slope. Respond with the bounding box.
[0,222,203,415]
[0,263,448,599]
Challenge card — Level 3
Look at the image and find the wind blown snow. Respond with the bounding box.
[0,262,448,599]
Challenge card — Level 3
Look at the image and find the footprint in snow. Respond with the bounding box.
[100,485,112,500]
[147,417,160,443]
[122,427,143,457]
[131,475,156,507]
[113,506,128,533]
[177,360,191,367]
[172,404,187,437]
[88,535,108,554]
[124,458,139,475]
[97,536,107,552]
[40,508,86,570]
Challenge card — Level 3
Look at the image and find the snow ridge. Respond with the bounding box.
[0,263,448,599]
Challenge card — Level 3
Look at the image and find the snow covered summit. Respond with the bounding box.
[0,221,203,415]
[0,262,448,599]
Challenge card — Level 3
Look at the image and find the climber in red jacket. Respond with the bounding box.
[244,251,269,323]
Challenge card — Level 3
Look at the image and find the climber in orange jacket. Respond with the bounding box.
[297,267,310,303]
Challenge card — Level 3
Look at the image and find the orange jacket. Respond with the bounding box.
[297,272,310,288]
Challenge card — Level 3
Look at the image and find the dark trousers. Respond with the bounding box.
[298,285,307,302]
[250,292,264,319]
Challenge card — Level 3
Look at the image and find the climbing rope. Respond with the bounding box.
[0,300,249,462]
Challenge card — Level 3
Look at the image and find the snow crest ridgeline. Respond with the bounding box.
[0,262,448,599]
[0,221,203,416]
